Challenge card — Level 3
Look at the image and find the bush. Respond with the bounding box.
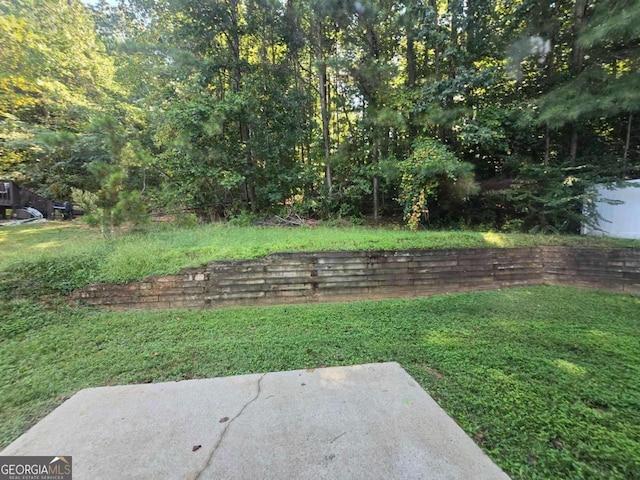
[228,211,258,226]
[398,138,478,230]
[71,188,99,215]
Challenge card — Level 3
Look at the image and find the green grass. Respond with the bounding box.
[1,286,638,479]
[1,222,639,297]
[1,223,638,476]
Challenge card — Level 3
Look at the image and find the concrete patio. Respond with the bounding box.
[2,362,510,479]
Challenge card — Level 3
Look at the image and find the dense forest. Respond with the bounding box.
[1,0,639,231]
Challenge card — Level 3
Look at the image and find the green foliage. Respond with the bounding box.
[503,162,635,233]
[227,211,258,227]
[66,113,152,234]
[578,0,640,48]
[398,138,477,230]
[0,247,102,300]
[1,286,639,479]
[70,188,98,216]
[538,65,640,128]
[84,161,149,235]
[0,0,125,196]
[173,212,199,228]
[2,0,639,230]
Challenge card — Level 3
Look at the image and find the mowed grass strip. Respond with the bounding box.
[1,286,638,479]
[1,222,639,297]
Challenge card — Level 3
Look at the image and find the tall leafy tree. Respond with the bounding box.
[3,0,637,230]
[0,0,125,198]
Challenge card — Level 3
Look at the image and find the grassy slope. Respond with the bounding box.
[1,287,639,479]
[1,222,639,295]
[1,223,639,478]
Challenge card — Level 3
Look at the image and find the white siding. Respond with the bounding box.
[582,180,640,239]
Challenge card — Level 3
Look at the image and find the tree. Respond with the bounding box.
[0,0,125,198]
[538,0,640,175]
[3,0,637,232]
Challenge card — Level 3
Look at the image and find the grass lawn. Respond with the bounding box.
[1,221,639,298]
[1,286,638,479]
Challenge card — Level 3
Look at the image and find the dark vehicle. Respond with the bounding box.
[53,202,84,219]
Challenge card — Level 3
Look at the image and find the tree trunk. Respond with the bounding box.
[448,0,460,77]
[373,175,379,221]
[571,0,589,74]
[372,132,379,222]
[229,0,241,93]
[570,126,578,165]
[406,32,416,87]
[623,112,633,175]
[406,21,417,137]
[426,0,441,80]
[364,20,381,221]
[241,122,256,209]
[568,0,587,168]
[544,123,550,164]
[229,0,255,210]
[316,21,332,193]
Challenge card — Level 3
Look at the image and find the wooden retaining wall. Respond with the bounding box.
[71,247,640,311]
[543,247,640,291]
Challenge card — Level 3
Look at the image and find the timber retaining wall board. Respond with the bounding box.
[71,247,640,311]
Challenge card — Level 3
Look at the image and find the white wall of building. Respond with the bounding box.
[582,179,640,239]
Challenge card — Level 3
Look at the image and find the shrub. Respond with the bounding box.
[398,138,478,230]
